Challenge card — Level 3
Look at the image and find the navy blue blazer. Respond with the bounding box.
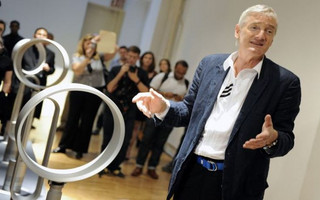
[160,54,301,200]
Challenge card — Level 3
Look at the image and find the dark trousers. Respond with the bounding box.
[136,118,173,168]
[0,89,32,135]
[59,91,101,153]
[102,104,136,171]
[173,156,223,200]
[95,110,104,130]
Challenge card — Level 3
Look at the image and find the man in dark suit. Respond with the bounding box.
[22,27,55,119]
[6,27,55,126]
[3,20,24,58]
[100,46,149,178]
[132,4,301,200]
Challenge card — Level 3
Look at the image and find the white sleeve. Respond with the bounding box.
[150,72,166,90]
[154,99,170,120]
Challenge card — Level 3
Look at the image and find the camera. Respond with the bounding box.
[129,65,137,72]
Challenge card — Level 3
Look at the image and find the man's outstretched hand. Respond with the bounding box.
[132,88,168,118]
[243,114,278,150]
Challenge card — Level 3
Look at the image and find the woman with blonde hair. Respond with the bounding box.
[53,33,115,159]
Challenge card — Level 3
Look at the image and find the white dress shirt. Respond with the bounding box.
[194,52,262,160]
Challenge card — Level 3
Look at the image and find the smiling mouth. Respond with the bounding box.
[250,41,264,47]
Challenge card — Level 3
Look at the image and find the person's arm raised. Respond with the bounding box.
[107,64,129,93]
[128,70,148,92]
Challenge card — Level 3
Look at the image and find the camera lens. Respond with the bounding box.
[129,66,136,72]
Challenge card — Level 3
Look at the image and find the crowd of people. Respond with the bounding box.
[52,42,189,179]
[0,18,187,181]
[0,20,56,135]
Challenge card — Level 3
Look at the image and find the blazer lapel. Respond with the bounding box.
[201,65,230,124]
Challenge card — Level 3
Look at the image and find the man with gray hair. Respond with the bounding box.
[132,4,301,200]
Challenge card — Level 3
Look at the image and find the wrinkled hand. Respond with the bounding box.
[243,114,278,149]
[132,88,168,118]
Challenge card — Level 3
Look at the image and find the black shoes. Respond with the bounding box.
[52,147,83,159]
[99,169,125,178]
[109,169,125,178]
[75,152,83,159]
[52,146,66,153]
[98,170,107,178]
[98,169,125,178]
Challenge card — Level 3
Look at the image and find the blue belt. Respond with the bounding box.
[196,156,224,171]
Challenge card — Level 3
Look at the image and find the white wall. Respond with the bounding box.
[118,0,151,47]
[172,0,320,199]
[0,0,87,61]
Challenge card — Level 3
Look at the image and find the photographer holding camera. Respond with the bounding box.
[100,45,149,177]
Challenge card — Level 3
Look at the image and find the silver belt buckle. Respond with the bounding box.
[207,160,218,171]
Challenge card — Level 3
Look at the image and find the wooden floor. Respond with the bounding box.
[29,117,172,200]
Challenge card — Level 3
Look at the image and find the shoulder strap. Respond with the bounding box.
[159,73,169,87]
[99,55,106,67]
[184,79,189,88]
[100,55,109,82]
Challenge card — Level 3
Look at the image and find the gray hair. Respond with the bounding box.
[238,5,278,32]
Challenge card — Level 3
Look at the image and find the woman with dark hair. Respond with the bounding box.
[159,58,171,73]
[139,51,157,83]
[53,33,115,159]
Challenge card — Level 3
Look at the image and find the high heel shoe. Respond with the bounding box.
[52,146,66,153]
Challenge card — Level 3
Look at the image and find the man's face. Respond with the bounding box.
[0,23,4,37]
[126,51,139,66]
[10,23,19,34]
[174,64,187,80]
[34,29,48,39]
[235,13,277,59]
[119,48,128,60]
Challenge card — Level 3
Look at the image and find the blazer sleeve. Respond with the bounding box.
[267,74,301,158]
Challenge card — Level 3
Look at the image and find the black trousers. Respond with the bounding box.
[59,90,101,153]
[173,156,223,200]
[136,118,173,168]
[102,104,136,171]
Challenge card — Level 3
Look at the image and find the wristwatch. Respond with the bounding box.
[263,139,278,154]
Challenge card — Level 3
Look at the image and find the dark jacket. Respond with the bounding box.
[158,54,301,200]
